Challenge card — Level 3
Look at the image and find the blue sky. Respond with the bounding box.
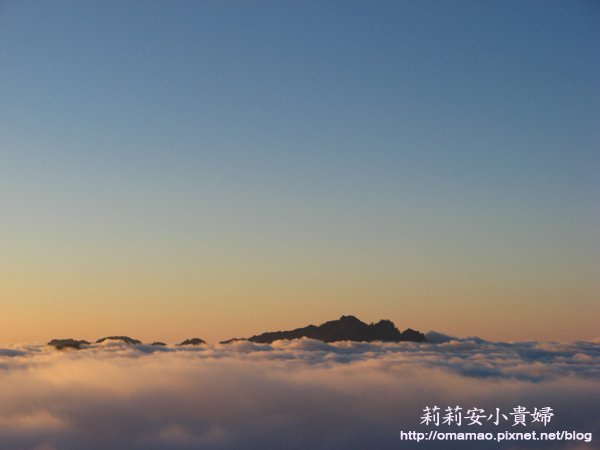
[1,1,598,342]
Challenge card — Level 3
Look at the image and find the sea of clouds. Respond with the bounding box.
[0,334,598,450]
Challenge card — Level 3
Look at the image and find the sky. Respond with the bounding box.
[1,0,599,343]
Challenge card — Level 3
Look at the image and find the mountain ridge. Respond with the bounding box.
[224,315,426,344]
[46,315,427,349]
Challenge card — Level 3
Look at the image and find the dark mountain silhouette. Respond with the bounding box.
[47,338,90,350]
[228,315,426,344]
[96,336,141,345]
[178,338,206,346]
[47,316,425,348]
[219,338,243,344]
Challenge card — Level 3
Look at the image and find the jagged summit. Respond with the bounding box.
[96,336,141,345]
[47,338,90,350]
[238,315,426,344]
[178,338,206,346]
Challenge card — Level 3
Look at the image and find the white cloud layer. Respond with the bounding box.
[0,337,598,449]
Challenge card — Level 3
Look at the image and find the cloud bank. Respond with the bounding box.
[0,337,598,449]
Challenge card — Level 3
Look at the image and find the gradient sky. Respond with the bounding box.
[1,0,598,343]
